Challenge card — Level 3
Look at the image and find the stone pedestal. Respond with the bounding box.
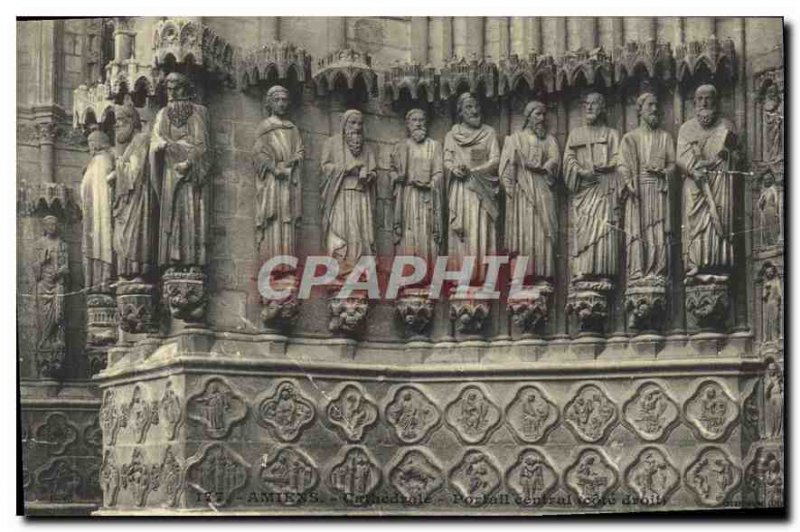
[625,277,667,332]
[87,293,118,347]
[507,282,553,338]
[566,280,613,334]
[162,269,208,323]
[449,287,491,339]
[395,287,434,339]
[116,281,156,335]
[260,276,300,332]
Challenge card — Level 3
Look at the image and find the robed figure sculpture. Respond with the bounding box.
[81,130,115,292]
[320,110,377,275]
[444,93,500,283]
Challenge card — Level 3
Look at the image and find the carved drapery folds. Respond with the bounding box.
[313,48,377,97]
[152,18,237,87]
[385,62,437,103]
[440,55,497,100]
[238,41,312,89]
[498,53,556,96]
[675,36,737,84]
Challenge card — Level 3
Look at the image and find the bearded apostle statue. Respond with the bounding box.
[390,108,444,264]
[81,130,115,293]
[677,84,738,279]
[563,92,622,283]
[444,93,500,284]
[150,72,211,270]
[499,100,560,283]
[254,85,304,265]
[320,110,377,276]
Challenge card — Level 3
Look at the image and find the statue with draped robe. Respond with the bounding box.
[81,130,115,291]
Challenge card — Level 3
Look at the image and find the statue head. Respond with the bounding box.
[457,93,481,128]
[265,85,290,117]
[583,92,606,125]
[87,130,111,155]
[165,72,193,103]
[42,215,59,237]
[405,108,427,143]
[114,102,142,145]
[523,100,547,137]
[694,84,718,128]
[636,92,659,129]
[764,82,781,112]
[342,109,364,156]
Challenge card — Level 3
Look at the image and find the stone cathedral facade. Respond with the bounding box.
[17,17,783,515]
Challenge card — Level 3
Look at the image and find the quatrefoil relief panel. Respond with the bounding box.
[622,381,681,442]
[448,449,502,507]
[187,377,248,439]
[624,446,680,505]
[684,446,742,507]
[683,380,740,442]
[325,383,378,443]
[257,380,316,442]
[505,448,559,507]
[384,385,441,444]
[388,448,444,504]
[504,384,560,444]
[444,384,502,445]
[564,448,619,507]
[563,384,619,443]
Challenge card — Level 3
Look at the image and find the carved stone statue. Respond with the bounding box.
[33,215,69,378]
[764,361,783,439]
[390,108,444,263]
[108,101,155,281]
[81,130,115,293]
[563,92,621,282]
[150,72,211,270]
[320,109,377,276]
[619,93,676,331]
[499,100,560,283]
[444,93,500,284]
[677,84,737,279]
[761,263,782,344]
[254,85,304,265]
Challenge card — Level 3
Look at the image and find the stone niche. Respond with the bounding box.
[17,16,784,516]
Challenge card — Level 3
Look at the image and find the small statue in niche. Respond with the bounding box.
[499,100,560,284]
[762,80,783,172]
[33,215,69,378]
[81,130,115,293]
[444,93,500,284]
[757,170,782,247]
[254,85,305,266]
[390,108,444,264]
[563,92,622,282]
[761,263,782,343]
[320,110,377,276]
[764,361,783,439]
[150,72,211,271]
[677,84,738,279]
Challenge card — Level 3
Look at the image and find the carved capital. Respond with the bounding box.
[116,281,156,334]
[685,276,729,331]
[328,293,369,336]
[86,293,118,347]
[395,288,434,338]
[624,277,667,332]
[260,276,300,331]
[507,283,553,335]
[449,295,490,336]
[162,269,208,323]
[566,280,613,334]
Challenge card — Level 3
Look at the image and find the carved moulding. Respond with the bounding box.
[504,384,560,444]
[444,384,502,445]
[385,62,437,103]
[384,385,441,444]
[117,281,156,334]
[555,47,613,91]
[162,268,208,323]
[120,447,160,507]
[743,444,784,508]
[625,277,667,332]
[187,377,248,440]
[86,293,118,346]
[387,448,444,505]
[256,380,315,442]
[185,442,250,507]
[314,48,377,97]
[507,282,553,336]
[238,41,312,89]
[624,446,680,505]
[448,449,502,507]
[324,382,378,443]
[566,279,613,334]
[621,381,680,442]
[328,292,369,337]
[684,446,742,507]
[440,55,497,100]
[564,447,619,507]
[505,448,559,507]
[152,18,237,86]
[683,379,740,442]
[497,53,556,96]
[613,40,674,83]
[685,275,729,331]
[563,383,619,443]
[327,446,381,507]
[675,36,737,84]
[261,276,300,331]
[259,447,319,506]
[395,287,435,338]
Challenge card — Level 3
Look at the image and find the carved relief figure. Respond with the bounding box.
[686,447,741,506]
[699,387,728,433]
[150,72,211,269]
[390,108,444,263]
[329,447,380,505]
[564,385,618,442]
[445,385,501,444]
[326,384,378,442]
[623,382,679,441]
[500,100,560,281]
[506,449,558,505]
[33,215,69,378]
[389,449,443,504]
[159,380,182,440]
[188,378,248,440]
[259,448,318,505]
[565,449,617,505]
[254,85,304,267]
[684,381,738,441]
[762,81,784,171]
[449,450,501,506]
[563,92,622,281]
[81,130,115,292]
[757,171,782,247]
[258,381,315,441]
[385,386,440,444]
[444,93,500,283]
[619,93,675,281]
[764,361,783,438]
[108,101,155,280]
[185,443,249,507]
[762,264,783,343]
[505,385,558,443]
[677,84,738,278]
[320,110,377,275]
